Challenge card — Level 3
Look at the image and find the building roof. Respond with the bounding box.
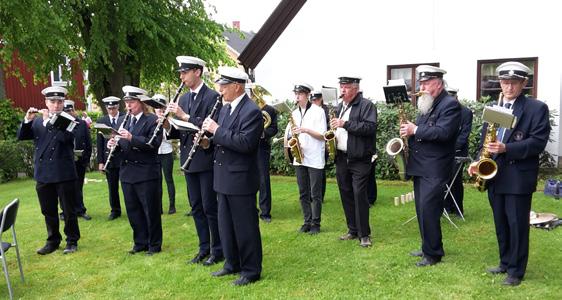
[224,30,256,56]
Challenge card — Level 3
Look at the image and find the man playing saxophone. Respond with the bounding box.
[467,62,550,286]
[400,66,460,266]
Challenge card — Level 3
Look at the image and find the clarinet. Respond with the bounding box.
[102,111,132,172]
[180,95,222,172]
[146,82,185,147]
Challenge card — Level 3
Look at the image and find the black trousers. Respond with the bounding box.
[413,176,447,259]
[257,144,272,218]
[185,170,222,256]
[368,161,377,205]
[121,180,162,251]
[74,163,87,214]
[335,153,371,238]
[36,180,80,246]
[105,167,121,215]
[218,193,262,281]
[295,166,323,226]
[158,153,176,209]
[444,161,465,215]
[488,192,532,279]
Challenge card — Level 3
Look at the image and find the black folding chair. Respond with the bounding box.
[0,199,24,300]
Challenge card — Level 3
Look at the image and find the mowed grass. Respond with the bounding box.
[0,169,561,299]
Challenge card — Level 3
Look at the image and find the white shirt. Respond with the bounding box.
[190,81,204,100]
[335,104,352,152]
[227,93,245,115]
[158,134,173,154]
[289,104,327,169]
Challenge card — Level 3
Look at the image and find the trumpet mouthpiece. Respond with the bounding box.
[412,91,425,97]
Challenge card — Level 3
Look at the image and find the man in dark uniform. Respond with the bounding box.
[97,96,125,220]
[202,66,263,286]
[60,100,92,221]
[330,76,377,247]
[444,87,473,216]
[311,91,330,202]
[167,56,223,266]
[17,86,81,254]
[468,62,550,286]
[400,65,461,266]
[250,85,278,223]
[108,85,162,255]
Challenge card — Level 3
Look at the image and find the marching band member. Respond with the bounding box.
[331,76,377,247]
[17,86,81,255]
[167,56,223,266]
[153,95,176,215]
[310,91,330,201]
[108,85,163,255]
[468,62,550,286]
[202,66,263,286]
[290,83,327,234]
[97,96,125,220]
[400,66,460,266]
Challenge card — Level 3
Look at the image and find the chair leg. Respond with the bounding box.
[1,255,14,300]
[12,231,24,283]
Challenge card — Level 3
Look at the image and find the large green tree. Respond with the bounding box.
[0,0,232,109]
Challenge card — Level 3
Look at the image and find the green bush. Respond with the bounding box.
[0,139,34,182]
[0,98,24,140]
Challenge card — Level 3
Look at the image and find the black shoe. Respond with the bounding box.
[487,266,507,274]
[168,207,176,214]
[189,252,209,264]
[410,250,423,257]
[308,225,320,235]
[299,224,311,233]
[416,256,441,267]
[108,213,121,221]
[146,249,161,256]
[202,255,225,266]
[128,247,148,254]
[232,276,258,286]
[211,268,239,277]
[63,244,77,254]
[80,213,92,221]
[59,213,65,221]
[502,275,522,286]
[36,244,59,255]
[185,210,193,217]
[339,233,358,240]
[260,216,271,223]
[359,236,372,247]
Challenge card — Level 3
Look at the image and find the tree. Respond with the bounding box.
[0,0,233,110]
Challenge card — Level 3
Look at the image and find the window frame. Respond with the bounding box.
[387,62,440,95]
[476,57,538,100]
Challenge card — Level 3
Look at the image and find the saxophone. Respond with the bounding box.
[324,105,337,161]
[287,113,304,164]
[473,93,502,191]
[250,84,272,128]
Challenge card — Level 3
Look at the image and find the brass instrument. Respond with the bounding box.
[473,93,502,191]
[250,84,272,128]
[287,113,304,164]
[180,95,222,172]
[103,110,132,172]
[146,82,185,147]
[324,104,337,161]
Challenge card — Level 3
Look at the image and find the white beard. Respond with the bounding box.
[417,93,434,115]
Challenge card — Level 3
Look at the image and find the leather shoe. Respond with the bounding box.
[298,224,311,233]
[211,268,239,277]
[59,213,65,221]
[339,233,358,240]
[189,252,209,264]
[502,275,522,286]
[108,213,121,221]
[63,244,78,254]
[232,276,258,286]
[146,249,161,256]
[416,256,441,267]
[308,225,320,235]
[128,247,148,254]
[410,250,423,257]
[36,244,59,255]
[487,266,507,274]
[185,210,193,217]
[260,216,271,223]
[80,213,92,220]
[202,255,225,266]
[168,207,176,214]
[359,236,372,247]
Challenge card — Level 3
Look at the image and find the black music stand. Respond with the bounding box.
[443,156,472,221]
[383,84,410,105]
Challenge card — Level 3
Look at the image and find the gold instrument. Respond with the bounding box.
[103,110,132,172]
[324,104,337,161]
[473,93,502,191]
[250,84,272,129]
[287,113,304,164]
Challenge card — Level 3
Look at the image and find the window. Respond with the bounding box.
[387,63,440,94]
[50,57,71,87]
[477,57,537,101]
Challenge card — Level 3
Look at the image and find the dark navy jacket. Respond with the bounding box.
[117,113,162,184]
[484,95,550,194]
[168,83,221,173]
[73,118,92,167]
[455,105,473,158]
[17,117,77,183]
[213,95,263,195]
[406,89,461,178]
[259,104,278,148]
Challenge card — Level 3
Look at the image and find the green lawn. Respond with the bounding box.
[0,171,561,299]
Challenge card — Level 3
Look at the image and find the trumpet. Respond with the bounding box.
[473,93,502,191]
[180,95,222,172]
[103,110,132,172]
[146,82,185,147]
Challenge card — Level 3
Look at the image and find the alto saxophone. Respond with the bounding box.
[473,93,502,191]
[324,105,337,161]
[287,113,304,164]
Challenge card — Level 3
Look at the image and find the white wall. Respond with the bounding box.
[251,0,562,159]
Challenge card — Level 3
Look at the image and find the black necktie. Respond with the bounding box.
[497,103,512,142]
[222,104,232,124]
[111,117,116,128]
[188,92,198,114]
[129,117,137,132]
